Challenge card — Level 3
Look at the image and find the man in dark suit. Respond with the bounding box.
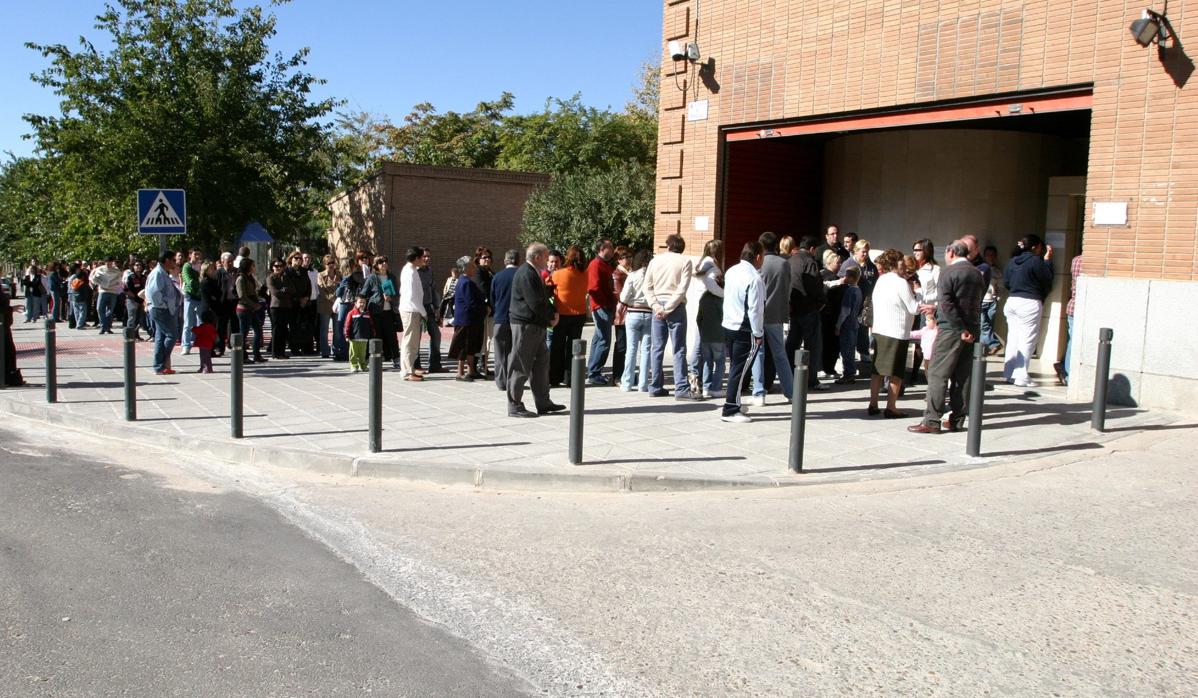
[506,243,565,418]
[489,249,520,392]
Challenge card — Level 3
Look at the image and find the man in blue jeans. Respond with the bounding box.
[585,239,617,385]
[750,232,794,405]
[642,233,696,399]
[89,257,124,334]
[145,251,181,375]
[721,241,765,423]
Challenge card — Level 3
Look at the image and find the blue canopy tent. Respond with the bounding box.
[238,221,273,244]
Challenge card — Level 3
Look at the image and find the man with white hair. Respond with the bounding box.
[505,243,565,418]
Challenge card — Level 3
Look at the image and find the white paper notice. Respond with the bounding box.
[694,216,710,232]
[1093,201,1128,226]
[687,100,709,122]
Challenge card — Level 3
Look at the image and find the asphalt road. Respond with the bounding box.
[0,426,532,697]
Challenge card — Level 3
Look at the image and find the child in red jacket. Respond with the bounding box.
[191,309,219,373]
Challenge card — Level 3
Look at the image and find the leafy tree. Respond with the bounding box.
[17,0,337,257]
[519,163,654,253]
[382,94,513,169]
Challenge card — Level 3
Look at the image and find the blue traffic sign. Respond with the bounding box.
[137,189,187,235]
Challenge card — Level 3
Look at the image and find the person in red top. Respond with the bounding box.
[585,239,617,384]
[190,309,219,373]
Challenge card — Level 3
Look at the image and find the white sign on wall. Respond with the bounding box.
[694,215,710,232]
[1093,201,1128,226]
[687,100,709,122]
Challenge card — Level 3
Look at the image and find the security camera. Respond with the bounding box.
[686,42,701,62]
[668,40,686,62]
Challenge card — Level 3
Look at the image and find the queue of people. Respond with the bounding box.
[2,230,1073,436]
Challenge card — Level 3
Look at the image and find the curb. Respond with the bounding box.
[0,394,1166,494]
[0,396,812,493]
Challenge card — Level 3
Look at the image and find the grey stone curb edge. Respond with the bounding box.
[0,396,809,493]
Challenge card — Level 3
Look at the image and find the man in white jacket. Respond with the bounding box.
[398,247,427,380]
[642,234,694,399]
[720,242,765,423]
[89,257,125,335]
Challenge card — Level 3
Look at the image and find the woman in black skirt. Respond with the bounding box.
[447,255,486,381]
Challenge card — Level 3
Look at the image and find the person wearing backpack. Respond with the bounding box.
[66,263,92,330]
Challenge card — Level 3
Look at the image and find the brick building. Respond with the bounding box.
[328,163,549,282]
[655,0,1197,411]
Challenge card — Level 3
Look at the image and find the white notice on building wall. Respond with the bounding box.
[687,100,709,122]
[1093,201,1128,226]
[694,216,710,232]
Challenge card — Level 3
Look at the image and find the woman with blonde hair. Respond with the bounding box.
[779,236,797,257]
[866,249,919,418]
[316,253,340,359]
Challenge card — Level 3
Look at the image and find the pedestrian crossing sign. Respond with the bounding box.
[137,189,187,234]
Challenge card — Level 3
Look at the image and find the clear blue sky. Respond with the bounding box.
[1,0,663,158]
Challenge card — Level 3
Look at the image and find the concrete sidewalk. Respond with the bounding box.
[3,322,1183,491]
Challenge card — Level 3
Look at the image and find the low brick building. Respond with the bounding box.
[328,163,549,280]
[655,0,1197,411]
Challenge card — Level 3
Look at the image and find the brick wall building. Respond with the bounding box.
[328,163,549,282]
[655,0,1197,411]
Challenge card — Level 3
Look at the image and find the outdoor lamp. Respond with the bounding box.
[1129,8,1175,51]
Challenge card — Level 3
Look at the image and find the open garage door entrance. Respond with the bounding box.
[718,87,1092,380]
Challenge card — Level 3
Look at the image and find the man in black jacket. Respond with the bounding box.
[506,243,565,418]
[785,235,828,391]
[909,239,987,434]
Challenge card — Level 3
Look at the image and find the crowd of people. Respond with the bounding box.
[5,227,1076,434]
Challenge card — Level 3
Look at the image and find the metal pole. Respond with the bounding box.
[368,338,382,453]
[568,339,587,464]
[45,318,57,403]
[0,314,7,391]
[966,340,986,457]
[1092,327,1114,433]
[788,349,809,473]
[230,333,243,438]
[123,326,137,421]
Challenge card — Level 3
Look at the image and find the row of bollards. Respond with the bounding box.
[26,317,1118,467]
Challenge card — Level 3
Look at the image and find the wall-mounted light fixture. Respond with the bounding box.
[668,40,702,64]
[1130,8,1176,55]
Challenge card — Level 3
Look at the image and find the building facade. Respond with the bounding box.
[654,0,1197,411]
[328,163,549,279]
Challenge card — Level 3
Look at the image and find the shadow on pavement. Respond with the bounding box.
[805,458,946,474]
[591,455,747,465]
[245,428,368,439]
[980,442,1103,458]
[65,397,179,404]
[587,403,713,416]
[382,440,531,454]
[1102,422,1197,433]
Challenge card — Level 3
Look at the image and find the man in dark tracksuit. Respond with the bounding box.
[909,239,987,434]
[505,243,565,418]
[785,235,828,391]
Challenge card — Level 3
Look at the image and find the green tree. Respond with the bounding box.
[519,163,654,253]
[382,94,513,169]
[19,0,337,257]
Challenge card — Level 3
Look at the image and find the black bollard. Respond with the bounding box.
[1091,327,1114,432]
[45,318,57,403]
[123,326,137,421]
[368,338,382,453]
[966,340,986,456]
[788,349,809,473]
[569,339,587,465]
[230,333,243,438]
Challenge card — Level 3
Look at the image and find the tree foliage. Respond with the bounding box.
[519,163,655,254]
[2,0,337,260]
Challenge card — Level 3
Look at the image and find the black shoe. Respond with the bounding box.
[537,403,567,414]
[647,390,669,397]
[508,407,538,418]
[810,383,830,391]
[674,391,699,401]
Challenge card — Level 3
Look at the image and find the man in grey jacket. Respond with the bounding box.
[749,232,794,405]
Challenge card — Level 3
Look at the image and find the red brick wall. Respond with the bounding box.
[656,0,1198,281]
[328,164,550,280]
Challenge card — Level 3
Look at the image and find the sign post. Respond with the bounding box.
[137,189,187,255]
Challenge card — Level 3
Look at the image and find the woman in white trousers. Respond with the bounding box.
[1001,235,1054,388]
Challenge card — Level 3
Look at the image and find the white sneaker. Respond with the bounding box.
[744,395,765,407]
[722,412,752,423]
[1014,378,1038,388]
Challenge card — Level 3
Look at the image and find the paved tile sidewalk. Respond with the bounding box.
[3,322,1182,490]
